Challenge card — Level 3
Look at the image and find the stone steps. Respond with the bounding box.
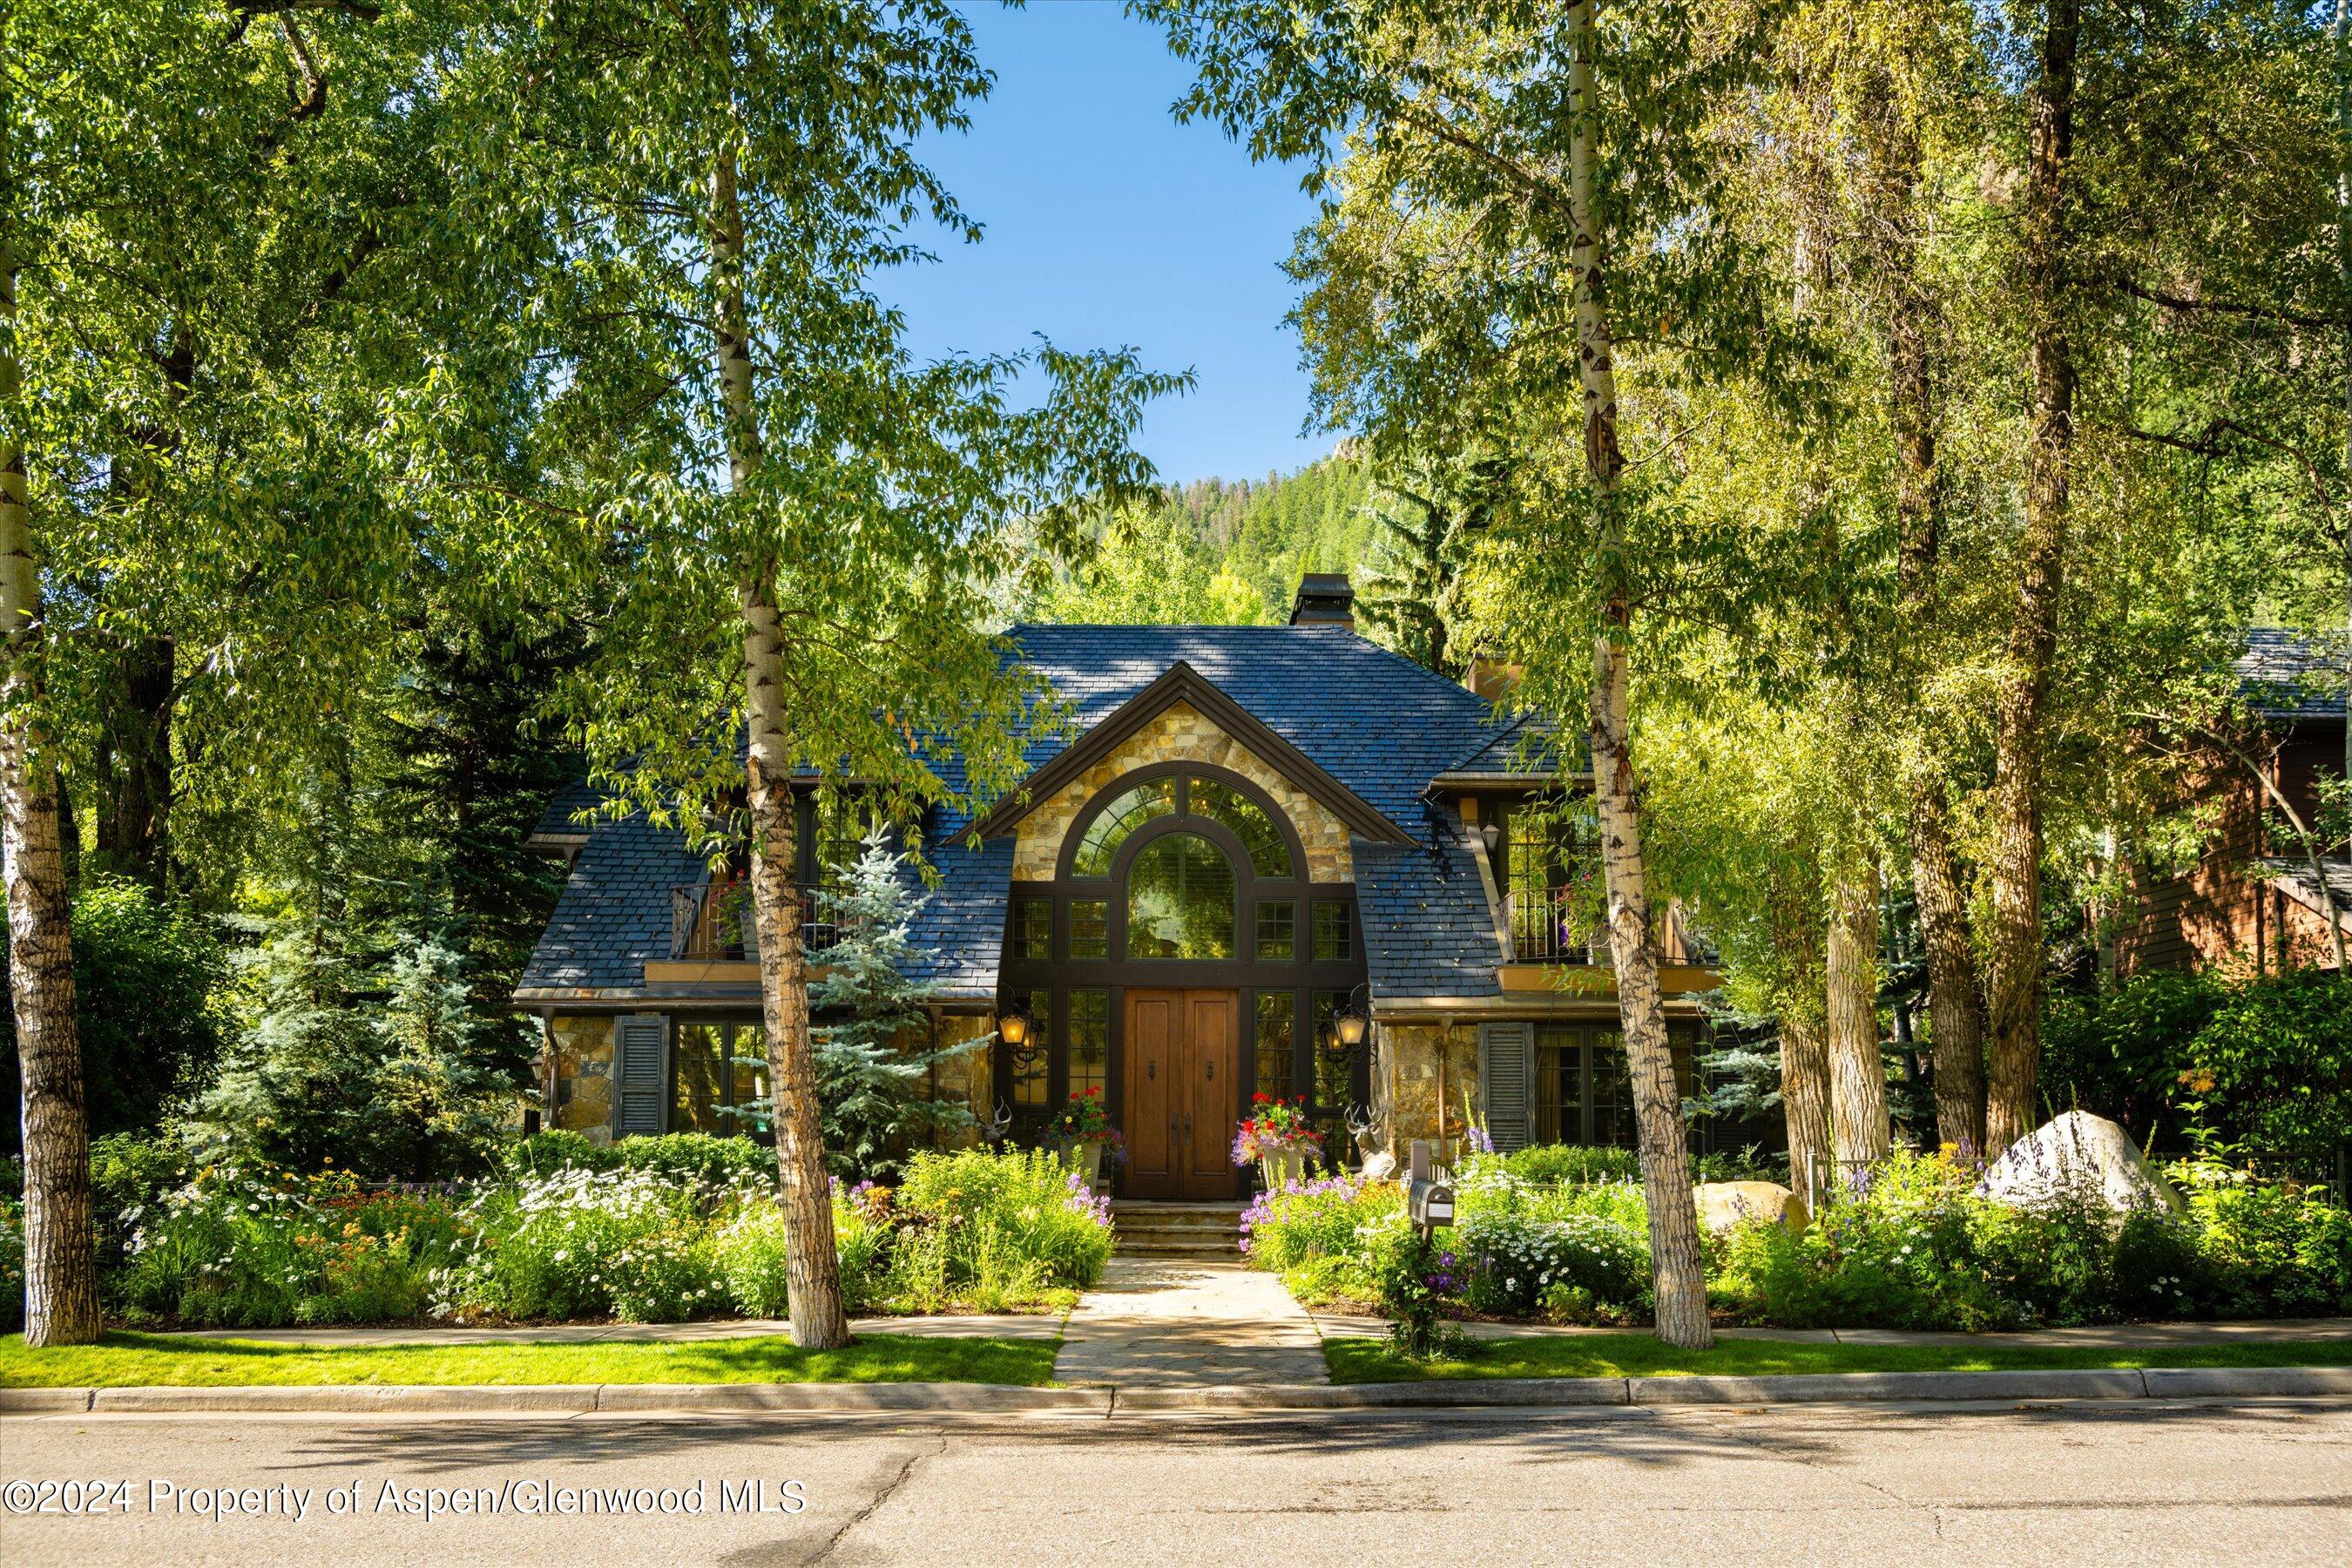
[1110,1201,1245,1260]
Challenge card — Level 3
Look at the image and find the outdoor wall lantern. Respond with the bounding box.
[1328,995,1370,1053]
[997,1008,1034,1054]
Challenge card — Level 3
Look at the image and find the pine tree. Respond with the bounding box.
[800,829,982,1181]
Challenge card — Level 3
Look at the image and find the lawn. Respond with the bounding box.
[0,1332,1057,1389]
[1324,1334,2352,1384]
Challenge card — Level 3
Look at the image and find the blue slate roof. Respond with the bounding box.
[2239,627,2349,720]
[518,623,1523,1003]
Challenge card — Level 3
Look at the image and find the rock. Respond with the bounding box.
[1693,1180,1807,1233]
[1973,1111,2184,1215]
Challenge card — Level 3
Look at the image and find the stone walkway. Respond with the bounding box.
[1303,1308,2352,1348]
[1052,1256,1328,1388]
[150,1312,1065,1347]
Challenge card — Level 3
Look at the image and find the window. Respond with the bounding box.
[1191,777,1293,876]
[1067,989,1110,1099]
[1125,832,1236,958]
[1529,1024,1637,1147]
[1004,989,1048,1109]
[1255,899,1295,961]
[1504,802,1605,963]
[672,1022,770,1139]
[1072,779,1177,875]
[811,790,872,887]
[1068,899,1109,959]
[1010,898,1051,961]
[1254,992,1296,1100]
[1311,899,1353,962]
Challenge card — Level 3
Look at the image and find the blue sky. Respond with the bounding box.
[882,3,1332,485]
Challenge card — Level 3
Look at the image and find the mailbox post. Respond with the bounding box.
[1404,1139,1456,1241]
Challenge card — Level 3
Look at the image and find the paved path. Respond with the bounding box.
[147,1312,1065,1347]
[1305,1308,2352,1346]
[9,1399,2348,1564]
[1054,1257,1327,1388]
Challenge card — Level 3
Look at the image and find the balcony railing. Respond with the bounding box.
[1507,889,1611,966]
[670,882,843,962]
[1505,892,1718,968]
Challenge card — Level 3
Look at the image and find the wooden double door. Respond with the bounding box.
[1121,989,1238,1200]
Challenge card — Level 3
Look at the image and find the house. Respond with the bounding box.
[516,576,1726,1200]
[2119,628,2349,976]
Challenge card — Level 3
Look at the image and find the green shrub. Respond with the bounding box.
[615,1133,774,1193]
[91,1132,188,1274]
[894,1148,1112,1292]
[2180,970,2352,1179]
[1456,1210,1650,1321]
[715,1204,801,1318]
[0,1198,22,1334]
[1485,1145,1640,1186]
[2182,1169,2352,1316]
[501,1130,618,1178]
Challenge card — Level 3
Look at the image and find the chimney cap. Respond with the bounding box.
[1289,572,1355,627]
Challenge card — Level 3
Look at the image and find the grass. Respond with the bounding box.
[0,1332,1057,1389]
[1324,1334,2352,1384]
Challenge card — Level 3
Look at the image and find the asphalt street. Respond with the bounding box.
[4,1397,2349,1565]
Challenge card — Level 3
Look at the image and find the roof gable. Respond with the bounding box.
[966,659,1411,847]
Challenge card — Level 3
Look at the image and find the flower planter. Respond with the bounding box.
[1257,1146,1309,1194]
[1070,1139,1108,1193]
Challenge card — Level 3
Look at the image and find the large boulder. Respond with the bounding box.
[1694,1179,1808,1233]
[1973,1111,2184,1215]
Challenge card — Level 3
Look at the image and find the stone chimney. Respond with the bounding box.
[1288,572,1355,629]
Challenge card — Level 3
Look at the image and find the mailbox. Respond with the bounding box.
[1407,1178,1456,1232]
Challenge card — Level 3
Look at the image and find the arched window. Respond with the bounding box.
[1125,832,1235,958]
[1189,778,1292,876]
[1071,779,1177,876]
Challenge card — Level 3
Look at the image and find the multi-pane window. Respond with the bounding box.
[1010,898,1052,961]
[1255,899,1295,961]
[1126,833,1237,958]
[1504,803,1605,963]
[1311,899,1353,962]
[672,1021,770,1139]
[1254,992,1296,1100]
[1066,989,1110,1099]
[1532,1024,1638,1147]
[1192,778,1294,876]
[1068,899,1110,959]
[1071,780,1178,875]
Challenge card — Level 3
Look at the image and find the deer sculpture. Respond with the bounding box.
[977,1098,1015,1147]
[1345,1102,1396,1182]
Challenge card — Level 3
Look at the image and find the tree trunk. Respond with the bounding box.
[1826,865,1890,1184]
[712,145,848,1349]
[1780,1009,1833,1216]
[1855,47,1992,1156]
[1566,0,1710,1349]
[93,636,174,887]
[1908,774,1988,1151]
[1984,0,2078,1156]
[1,236,101,1346]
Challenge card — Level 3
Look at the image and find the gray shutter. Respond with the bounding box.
[616,1014,669,1137]
[1479,1022,1534,1151]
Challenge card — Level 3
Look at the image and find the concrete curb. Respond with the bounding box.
[7,1366,2351,1416]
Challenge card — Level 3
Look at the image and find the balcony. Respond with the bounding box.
[1504,891,1718,968]
[669,882,842,962]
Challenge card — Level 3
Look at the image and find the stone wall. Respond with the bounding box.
[1010,701,1355,883]
[548,1016,616,1141]
[927,1010,996,1149]
[1376,1020,1481,1155]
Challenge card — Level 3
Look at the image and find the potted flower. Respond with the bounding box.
[1045,1088,1124,1192]
[1232,1094,1323,1193]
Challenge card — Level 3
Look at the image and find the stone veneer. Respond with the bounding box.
[547,1016,616,1140]
[1375,1021,1481,1155]
[1010,701,1354,882]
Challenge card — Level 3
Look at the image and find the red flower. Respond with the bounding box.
[1253,1092,1270,1103]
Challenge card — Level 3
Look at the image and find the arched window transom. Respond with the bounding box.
[1071,779,1177,876]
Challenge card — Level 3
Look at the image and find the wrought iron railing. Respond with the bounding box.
[1505,889,1611,966]
[669,882,842,961]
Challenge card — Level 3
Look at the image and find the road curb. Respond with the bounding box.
[6,1366,2350,1416]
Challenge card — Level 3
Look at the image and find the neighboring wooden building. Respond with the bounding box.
[2119,629,2348,977]
[515,576,1741,1197]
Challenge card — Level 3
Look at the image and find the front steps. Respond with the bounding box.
[1110,1200,1246,1260]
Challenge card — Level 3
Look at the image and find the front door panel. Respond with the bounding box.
[1182,991,1235,1195]
[1123,990,1177,1196]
